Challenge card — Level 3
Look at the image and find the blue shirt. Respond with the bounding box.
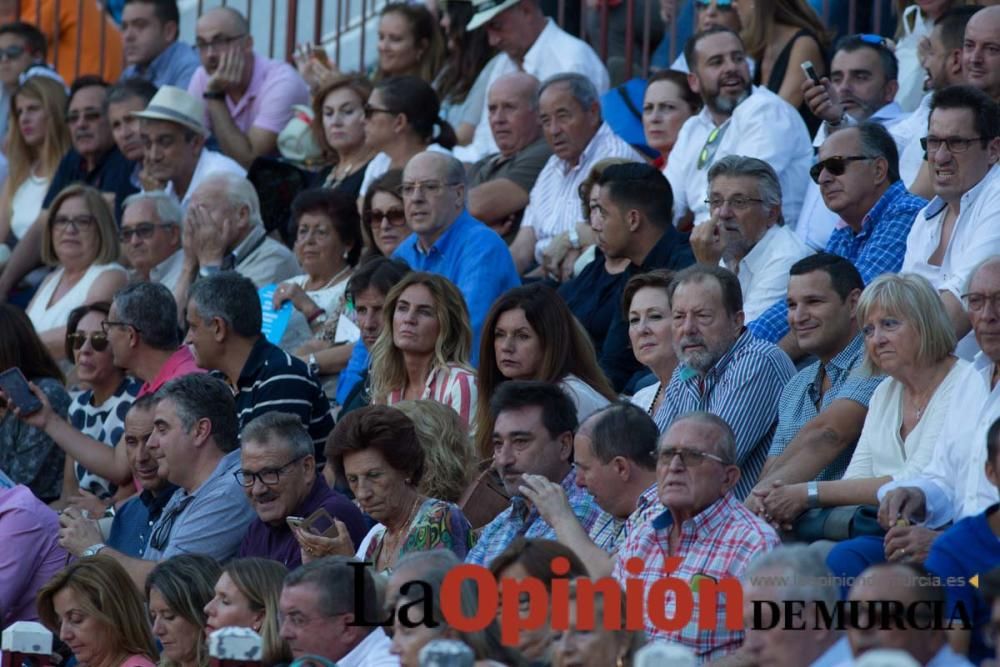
[336,339,369,406]
[120,40,200,89]
[748,181,926,342]
[106,485,178,558]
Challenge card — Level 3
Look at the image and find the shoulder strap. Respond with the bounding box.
[617,84,643,121]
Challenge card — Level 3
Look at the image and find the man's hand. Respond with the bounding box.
[761,481,809,530]
[884,524,939,563]
[878,487,927,530]
[205,48,246,95]
[558,248,582,282]
[188,204,232,268]
[519,473,576,530]
[58,507,105,557]
[543,233,572,281]
[690,219,724,266]
[801,76,844,124]
[138,158,167,192]
[66,490,110,517]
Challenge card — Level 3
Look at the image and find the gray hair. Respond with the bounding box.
[154,374,239,453]
[744,545,839,607]
[964,255,1000,294]
[538,72,599,112]
[707,155,783,210]
[284,556,376,620]
[123,190,184,227]
[831,122,900,183]
[187,271,262,339]
[113,281,180,351]
[240,412,313,460]
[201,173,264,229]
[664,411,737,463]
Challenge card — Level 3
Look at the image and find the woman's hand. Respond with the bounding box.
[294,43,339,92]
[293,521,355,563]
[273,282,315,314]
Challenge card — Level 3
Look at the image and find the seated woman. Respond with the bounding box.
[395,399,476,504]
[26,184,128,362]
[55,302,142,511]
[203,558,292,665]
[374,3,445,82]
[475,284,615,456]
[311,75,376,197]
[146,555,222,667]
[642,70,701,172]
[623,271,678,416]
[360,170,409,258]
[297,405,474,572]
[552,579,645,667]
[37,556,158,667]
[369,272,477,427]
[434,0,496,146]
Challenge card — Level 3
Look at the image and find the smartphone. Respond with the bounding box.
[0,368,42,415]
[300,507,339,538]
[800,60,820,83]
[286,515,305,530]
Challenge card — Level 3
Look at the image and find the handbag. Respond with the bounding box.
[793,504,885,542]
[458,462,510,530]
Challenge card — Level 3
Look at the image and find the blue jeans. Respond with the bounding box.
[826,535,886,597]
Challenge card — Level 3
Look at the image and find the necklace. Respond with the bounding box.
[377,493,424,570]
[306,265,351,292]
[647,382,666,416]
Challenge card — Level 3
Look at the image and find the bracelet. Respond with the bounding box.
[807,481,820,508]
[307,308,327,324]
[203,90,226,101]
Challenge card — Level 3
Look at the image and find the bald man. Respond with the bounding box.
[964,6,1000,102]
[186,7,309,168]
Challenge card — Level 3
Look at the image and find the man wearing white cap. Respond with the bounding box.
[133,85,245,209]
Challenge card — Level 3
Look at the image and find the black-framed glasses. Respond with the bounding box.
[962,292,1000,313]
[400,181,461,198]
[101,320,140,335]
[234,454,308,487]
[920,136,985,154]
[705,195,764,211]
[149,495,194,552]
[0,45,26,61]
[363,104,395,120]
[67,331,109,352]
[809,155,871,183]
[658,447,729,467]
[51,214,96,232]
[119,222,174,242]
[364,207,407,227]
[195,34,247,52]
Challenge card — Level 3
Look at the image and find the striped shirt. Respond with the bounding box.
[385,363,478,429]
[521,122,644,266]
[652,330,796,499]
[588,482,663,553]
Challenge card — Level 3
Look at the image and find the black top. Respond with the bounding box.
[312,160,372,200]
[43,146,138,222]
[753,28,824,136]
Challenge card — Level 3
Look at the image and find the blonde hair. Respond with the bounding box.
[4,77,70,206]
[740,0,829,59]
[145,555,221,667]
[41,183,121,266]
[37,556,158,663]
[370,272,473,403]
[394,399,475,502]
[222,559,293,665]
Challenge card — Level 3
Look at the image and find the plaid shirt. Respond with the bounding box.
[588,482,664,553]
[748,181,926,342]
[465,467,609,566]
[613,493,780,662]
[769,335,885,480]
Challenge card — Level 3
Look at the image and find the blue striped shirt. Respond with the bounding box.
[652,330,796,499]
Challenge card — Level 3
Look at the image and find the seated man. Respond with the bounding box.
[119,0,200,89]
[107,78,158,172]
[133,85,245,208]
[613,412,779,660]
[237,412,366,568]
[691,156,808,322]
[748,122,928,358]
[187,7,309,167]
[465,381,610,566]
[121,191,184,291]
[653,265,796,498]
[184,272,334,457]
[508,72,643,275]
[468,72,551,240]
[520,403,662,577]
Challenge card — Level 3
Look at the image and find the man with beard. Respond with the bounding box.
[651,265,795,499]
[666,27,812,229]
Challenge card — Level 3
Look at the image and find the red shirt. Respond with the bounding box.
[138,346,205,397]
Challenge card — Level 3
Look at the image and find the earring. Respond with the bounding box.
[342,250,349,259]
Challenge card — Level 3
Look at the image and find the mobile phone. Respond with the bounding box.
[800,60,820,83]
[301,507,339,538]
[0,368,43,416]
[286,515,305,530]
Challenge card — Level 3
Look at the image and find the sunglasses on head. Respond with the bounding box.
[695,0,734,8]
[67,331,109,352]
[808,155,871,183]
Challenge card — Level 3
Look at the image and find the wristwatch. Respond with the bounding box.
[82,543,107,557]
[807,481,820,508]
[308,354,320,377]
[568,227,581,250]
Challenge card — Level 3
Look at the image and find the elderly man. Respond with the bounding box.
[119,0,200,89]
[468,72,551,239]
[237,413,365,568]
[279,557,395,665]
[667,27,812,229]
[748,123,927,357]
[653,265,795,498]
[519,403,662,577]
[121,191,184,291]
[187,7,308,168]
[133,85,245,207]
[508,72,643,276]
[465,381,609,567]
[692,156,808,321]
[614,412,779,660]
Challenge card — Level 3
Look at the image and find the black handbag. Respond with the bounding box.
[793,504,886,542]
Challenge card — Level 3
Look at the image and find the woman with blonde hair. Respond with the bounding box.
[369,272,477,427]
[395,399,476,503]
[37,556,158,667]
[145,555,221,667]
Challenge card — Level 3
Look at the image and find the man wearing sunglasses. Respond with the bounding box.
[120,191,184,291]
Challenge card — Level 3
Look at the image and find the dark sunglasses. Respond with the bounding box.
[67,331,109,352]
[364,207,407,227]
[363,104,394,120]
[808,155,871,183]
[0,45,26,61]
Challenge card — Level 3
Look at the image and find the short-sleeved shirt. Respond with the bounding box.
[69,377,142,498]
[120,40,201,89]
[138,346,205,397]
[43,146,138,223]
[468,137,553,204]
[107,485,178,558]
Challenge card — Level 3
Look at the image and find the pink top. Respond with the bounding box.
[119,656,157,667]
[138,346,205,397]
[386,364,478,428]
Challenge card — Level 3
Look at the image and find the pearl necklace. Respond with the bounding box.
[306,265,351,292]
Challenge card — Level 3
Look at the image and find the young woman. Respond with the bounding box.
[375,3,445,82]
[311,74,376,197]
[146,555,221,667]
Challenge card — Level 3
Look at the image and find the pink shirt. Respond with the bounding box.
[139,346,205,397]
[385,364,478,428]
[119,656,157,667]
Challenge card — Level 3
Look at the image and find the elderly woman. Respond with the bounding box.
[146,555,221,667]
[642,70,700,172]
[369,272,477,428]
[624,271,677,416]
[312,75,376,196]
[297,405,474,573]
[37,556,158,667]
[26,184,128,361]
[360,169,410,258]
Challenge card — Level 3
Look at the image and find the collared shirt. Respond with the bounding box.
[898,92,934,189]
[469,137,552,194]
[107,485,178,558]
[138,346,204,397]
[43,146,138,222]
[393,209,521,366]
[453,19,610,163]
[725,225,808,321]
[386,363,477,428]
[466,467,610,566]
[188,52,309,135]
[521,122,645,265]
[146,249,185,293]
[588,482,662,554]
[612,493,780,660]
[228,225,302,288]
[666,86,813,227]
[749,180,926,342]
[165,148,245,209]
[142,450,255,562]
[238,476,367,569]
[338,627,397,667]
[653,330,796,499]
[121,40,201,89]
[769,335,884,480]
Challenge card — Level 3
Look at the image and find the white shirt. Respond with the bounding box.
[10,173,49,240]
[148,248,185,292]
[897,92,933,189]
[723,225,808,321]
[165,149,246,210]
[877,354,1000,528]
[666,86,813,228]
[453,19,610,164]
[338,627,398,667]
[560,374,611,422]
[358,143,451,197]
[522,123,644,265]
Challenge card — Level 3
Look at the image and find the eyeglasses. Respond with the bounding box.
[0,45,26,61]
[51,214,96,232]
[119,222,174,242]
[149,495,194,552]
[695,0,734,9]
[101,320,140,335]
[920,136,985,154]
[400,181,461,198]
[962,292,1000,313]
[705,195,764,210]
[66,331,109,352]
[195,34,247,52]
[658,447,729,467]
[234,454,308,487]
[364,207,407,227]
[66,109,102,125]
[363,104,395,119]
[809,155,871,183]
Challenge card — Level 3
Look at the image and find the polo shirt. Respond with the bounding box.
[107,485,178,558]
[166,148,246,210]
[138,346,205,397]
[469,137,553,196]
[43,146,138,222]
[120,40,201,89]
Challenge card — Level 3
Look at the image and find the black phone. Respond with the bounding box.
[800,60,820,83]
[0,368,43,415]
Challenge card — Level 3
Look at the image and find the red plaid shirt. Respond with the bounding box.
[612,493,779,662]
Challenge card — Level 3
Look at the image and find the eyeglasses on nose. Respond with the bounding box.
[920,136,984,154]
[0,45,26,61]
[363,104,394,120]
[705,195,764,210]
[120,222,174,242]
[400,181,460,198]
[695,0,734,9]
[66,331,109,352]
[51,214,96,232]
[809,155,871,183]
[658,447,728,467]
[195,34,246,52]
